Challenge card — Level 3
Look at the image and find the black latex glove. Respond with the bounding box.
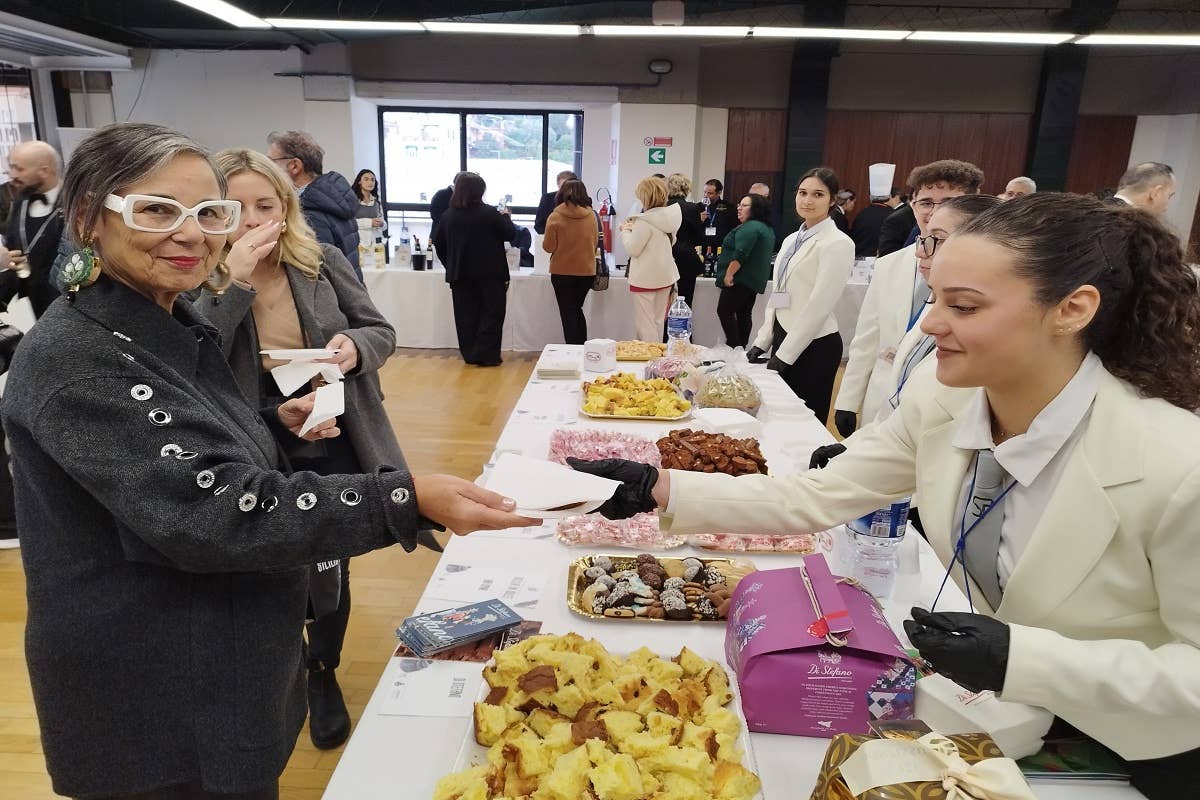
[903,607,1011,693]
[766,355,788,373]
[809,443,847,469]
[566,457,660,520]
[746,346,768,364]
[834,410,858,438]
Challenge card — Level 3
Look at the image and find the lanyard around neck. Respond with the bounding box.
[19,198,58,253]
[931,452,1017,613]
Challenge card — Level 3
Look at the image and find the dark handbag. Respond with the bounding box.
[594,254,610,291]
[0,319,24,375]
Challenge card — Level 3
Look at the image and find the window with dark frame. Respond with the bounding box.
[378,106,583,216]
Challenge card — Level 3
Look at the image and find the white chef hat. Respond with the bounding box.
[869,163,897,199]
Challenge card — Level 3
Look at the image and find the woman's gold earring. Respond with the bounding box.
[62,241,103,302]
[280,221,287,231]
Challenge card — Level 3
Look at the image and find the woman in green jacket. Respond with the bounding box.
[715,193,775,348]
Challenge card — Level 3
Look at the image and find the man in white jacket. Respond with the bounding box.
[832,159,983,436]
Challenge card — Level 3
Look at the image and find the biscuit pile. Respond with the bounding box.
[434,633,762,800]
[577,554,754,621]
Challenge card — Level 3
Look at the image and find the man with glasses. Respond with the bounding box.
[833,159,983,437]
[267,130,362,279]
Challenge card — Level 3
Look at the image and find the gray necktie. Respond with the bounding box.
[961,449,1010,609]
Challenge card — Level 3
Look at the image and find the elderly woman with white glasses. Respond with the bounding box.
[1,122,537,800]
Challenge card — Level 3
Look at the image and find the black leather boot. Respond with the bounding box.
[307,662,351,749]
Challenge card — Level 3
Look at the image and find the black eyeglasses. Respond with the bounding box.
[269,155,296,165]
[917,234,946,257]
[912,198,952,213]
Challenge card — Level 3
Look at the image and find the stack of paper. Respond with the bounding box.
[535,353,582,380]
[262,348,345,434]
[395,599,523,658]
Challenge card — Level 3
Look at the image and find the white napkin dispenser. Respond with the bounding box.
[584,338,617,373]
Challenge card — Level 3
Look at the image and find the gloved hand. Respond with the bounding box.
[766,355,788,373]
[809,443,847,469]
[566,458,660,520]
[904,607,1011,693]
[834,410,858,438]
[746,346,768,364]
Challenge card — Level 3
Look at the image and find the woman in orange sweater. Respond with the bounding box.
[543,179,599,344]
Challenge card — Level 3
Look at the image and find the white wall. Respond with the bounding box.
[1128,114,1200,247]
[695,107,729,191]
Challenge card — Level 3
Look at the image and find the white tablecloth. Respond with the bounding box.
[323,347,1139,800]
[364,269,868,356]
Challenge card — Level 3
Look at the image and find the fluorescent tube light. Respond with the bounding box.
[266,18,425,31]
[592,25,750,38]
[1076,33,1200,46]
[421,21,580,36]
[907,31,1074,45]
[170,0,270,29]
[751,27,910,41]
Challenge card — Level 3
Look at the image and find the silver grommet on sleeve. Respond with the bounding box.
[120,352,136,362]
[339,488,362,507]
[390,487,410,505]
[175,451,199,460]
[196,470,215,489]
[297,492,317,510]
[160,444,182,458]
[148,409,172,426]
[261,496,278,512]
[213,485,229,496]
[238,493,257,512]
[131,384,153,401]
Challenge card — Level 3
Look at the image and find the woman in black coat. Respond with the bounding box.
[666,173,705,309]
[2,123,536,800]
[432,172,516,366]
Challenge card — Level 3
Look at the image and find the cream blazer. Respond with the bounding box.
[663,360,1200,761]
[834,243,920,421]
[751,222,854,364]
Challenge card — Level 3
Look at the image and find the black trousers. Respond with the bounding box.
[551,274,592,345]
[450,278,508,365]
[0,425,16,538]
[92,781,279,800]
[675,253,703,309]
[772,321,842,424]
[717,283,758,348]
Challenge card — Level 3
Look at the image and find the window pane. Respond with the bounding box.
[465,113,544,208]
[380,111,461,204]
[547,113,582,193]
[0,82,37,167]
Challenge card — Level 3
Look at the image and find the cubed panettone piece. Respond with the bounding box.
[532,744,591,800]
[644,711,684,744]
[473,703,525,747]
[504,729,553,778]
[679,722,720,761]
[651,772,709,800]
[637,745,715,784]
[597,710,643,745]
[713,759,762,800]
[432,765,492,800]
[526,707,572,738]
[588,752,645,800]
[674,646,710,678]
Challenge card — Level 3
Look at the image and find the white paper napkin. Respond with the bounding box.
[485,453,620,518]
[299,381,345,436]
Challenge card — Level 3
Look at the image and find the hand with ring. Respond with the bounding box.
[225,220,281,284]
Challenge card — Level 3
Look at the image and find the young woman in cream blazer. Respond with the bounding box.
[572,194,1200,799]
[747,167,854,423]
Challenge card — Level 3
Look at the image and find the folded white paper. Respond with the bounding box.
[378,658,482,718]
[261,348,339,361]
[693,407,762,438]
[485,453,620,518]
[427,564,547,608]
[270,359,343,396]
[915,673,1054,759]
[299,381,345,437]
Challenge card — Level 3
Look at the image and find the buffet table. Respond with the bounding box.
[323,346,1140,800]
[363,268,868,356]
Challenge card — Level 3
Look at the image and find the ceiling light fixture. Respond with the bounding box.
[907,31,1075,45]
[592,25,750,38]
[266,18,424,31]
[421,21,580,36]
[170,0,270,29]
[751,26,910,41]
[1075,33,1200,46]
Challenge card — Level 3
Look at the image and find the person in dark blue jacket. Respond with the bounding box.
[267,130,361,279]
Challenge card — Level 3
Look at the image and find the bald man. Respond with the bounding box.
[1000,176,1036,200]
[4,140,65,318]
[749,182,770,198]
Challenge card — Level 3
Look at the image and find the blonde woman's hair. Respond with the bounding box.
[667,173,692,199]
[635,176,668,211]
[214,148,324,280]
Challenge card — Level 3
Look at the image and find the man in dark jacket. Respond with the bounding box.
[534,170,578,234]
[850,187,901,258]
[267,131,361,279]
[876,199,916,257]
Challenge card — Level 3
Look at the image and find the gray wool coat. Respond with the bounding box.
[2,277,422,798]
[193,244,403,476]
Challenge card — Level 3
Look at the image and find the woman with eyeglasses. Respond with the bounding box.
[714,193,775,348]
[573,193,1200,800]
[1,123,537,800]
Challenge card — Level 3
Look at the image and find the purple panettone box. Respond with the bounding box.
[724,554,917,738]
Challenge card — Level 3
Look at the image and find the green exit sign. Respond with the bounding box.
[647,147,666,165]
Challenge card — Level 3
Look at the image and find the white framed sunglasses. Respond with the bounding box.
[104,194,241,235]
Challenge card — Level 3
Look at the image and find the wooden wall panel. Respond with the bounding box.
[724,108,788,215]
[1064,115,1136,195]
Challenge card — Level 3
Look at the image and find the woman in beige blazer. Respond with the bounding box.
[572,194,1200,799]
[746,167,854,423]
[620,176,680,342]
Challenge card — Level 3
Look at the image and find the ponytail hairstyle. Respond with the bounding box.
[956,193,1200,409]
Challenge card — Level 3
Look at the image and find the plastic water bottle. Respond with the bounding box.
[666,296,693,351]
[847,499,910,600]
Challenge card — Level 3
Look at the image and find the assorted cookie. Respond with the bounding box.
[571,554,756,622]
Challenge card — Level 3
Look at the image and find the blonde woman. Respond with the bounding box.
[194,149,427,751]
[620,176,681,342]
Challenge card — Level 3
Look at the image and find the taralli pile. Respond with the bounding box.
[569,554,756,621]
[656,430,768,476]
[433,633,762,800]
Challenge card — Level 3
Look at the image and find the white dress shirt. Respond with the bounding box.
[950,352,1103,587]
[26,183,60,219]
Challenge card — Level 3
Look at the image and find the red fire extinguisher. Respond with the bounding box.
[597,189,614,254]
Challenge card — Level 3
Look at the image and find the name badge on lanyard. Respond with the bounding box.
[705,226,717,237]
[767,291,791,310]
